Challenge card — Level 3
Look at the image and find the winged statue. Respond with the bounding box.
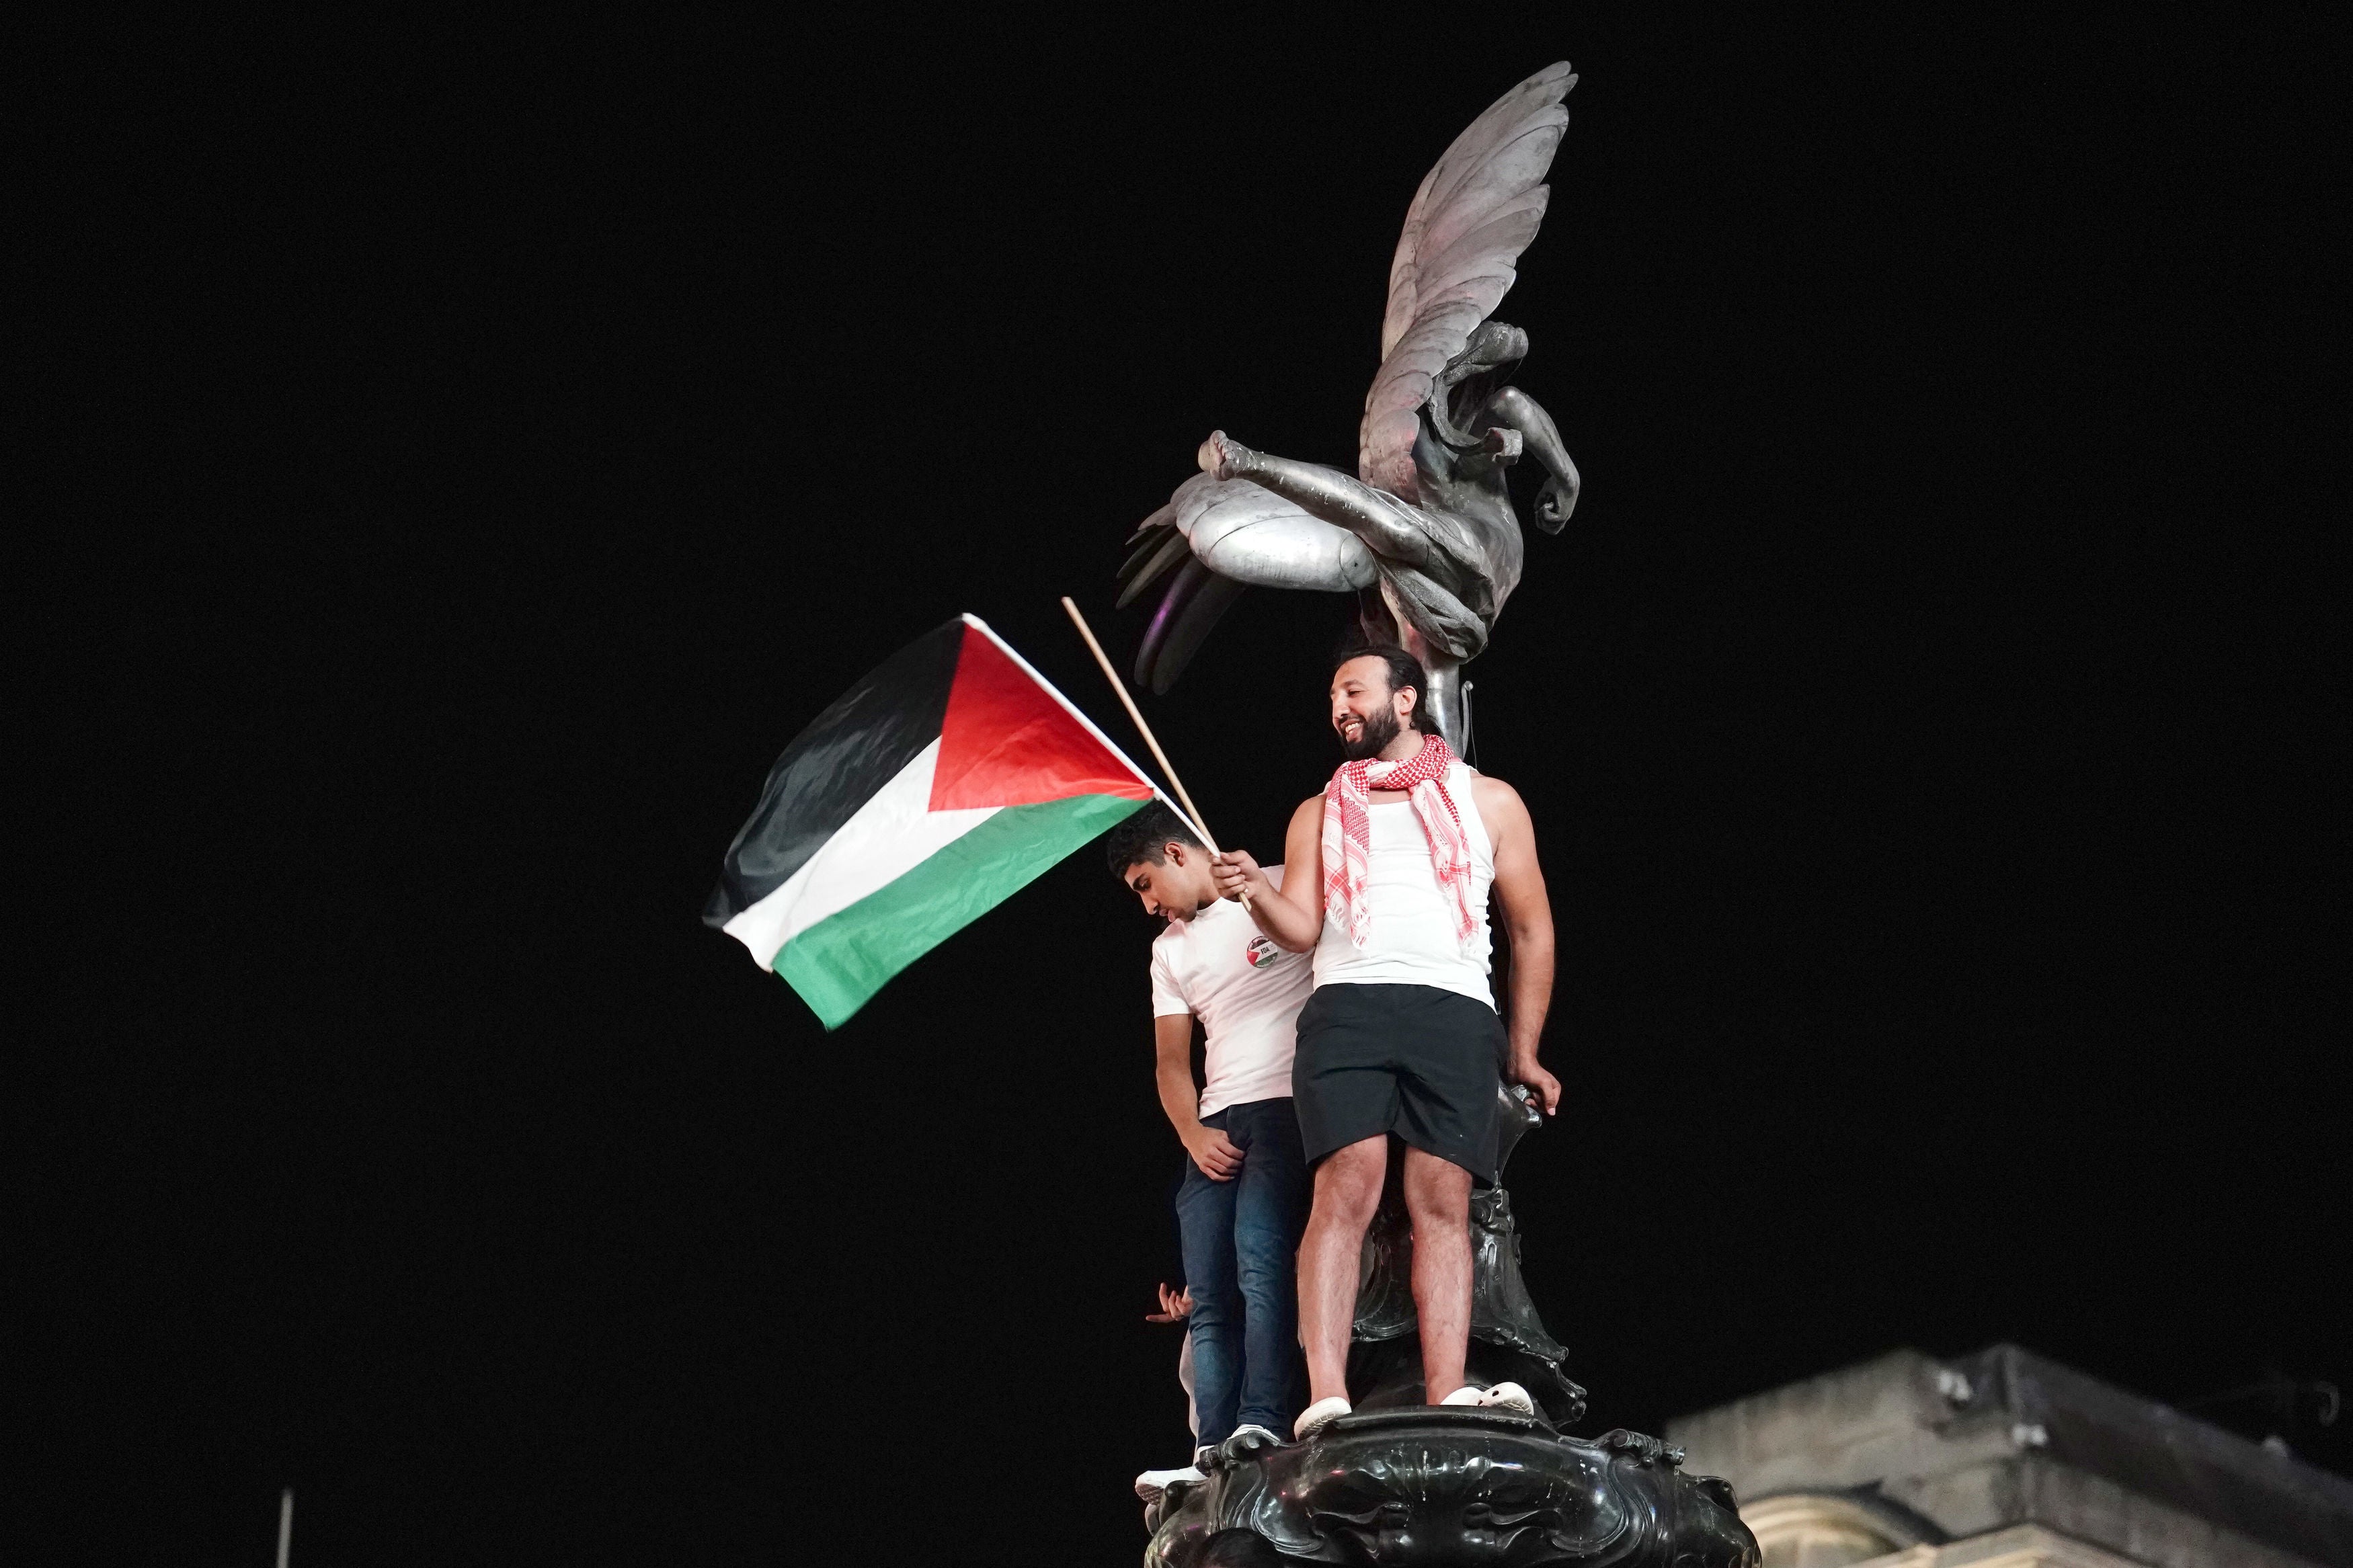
[1116,63,1583,751]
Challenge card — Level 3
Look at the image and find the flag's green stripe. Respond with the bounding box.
[773,792,1148,1028]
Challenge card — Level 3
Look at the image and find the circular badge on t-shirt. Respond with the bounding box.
[1244,935,1282,969]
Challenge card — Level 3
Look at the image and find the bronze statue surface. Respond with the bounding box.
[1150,1413,1751,1568]
[1119,63,1585,751]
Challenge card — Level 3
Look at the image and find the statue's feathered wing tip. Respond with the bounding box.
[1359,63,1578,491]
[1134,559,1247,695]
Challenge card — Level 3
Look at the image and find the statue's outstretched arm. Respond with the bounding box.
[1483,386,1579,532]
[1197,431,1441,571]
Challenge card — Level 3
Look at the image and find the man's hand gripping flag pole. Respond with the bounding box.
[1060,596,1252,909]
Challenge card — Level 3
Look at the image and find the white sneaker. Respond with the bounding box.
[1134,1464,1205,1504]
[1226,1422,1283,1452]
[1438,1380,1537,1415]
[1294,1395,1353,1440]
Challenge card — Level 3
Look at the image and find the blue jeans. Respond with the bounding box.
[1175,1096,1309,1445]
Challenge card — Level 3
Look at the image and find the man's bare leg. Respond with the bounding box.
[1401,1147,1474,1402]
[1297,1136,1388,1406]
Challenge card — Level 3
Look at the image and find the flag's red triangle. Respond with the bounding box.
[930,626,1154,811]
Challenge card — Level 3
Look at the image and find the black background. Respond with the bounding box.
[19,7,2346,1563]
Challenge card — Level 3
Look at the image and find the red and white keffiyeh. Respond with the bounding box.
[1321,732,1476,950]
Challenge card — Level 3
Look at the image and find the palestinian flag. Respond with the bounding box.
[705,615,1158,1027]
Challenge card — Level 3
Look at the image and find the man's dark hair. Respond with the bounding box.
[1103,800,1202,875]
[1332,638,1439,734]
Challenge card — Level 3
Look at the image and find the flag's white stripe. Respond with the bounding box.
[721,739,998,968]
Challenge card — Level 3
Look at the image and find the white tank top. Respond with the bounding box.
[1312,760,1496,1007]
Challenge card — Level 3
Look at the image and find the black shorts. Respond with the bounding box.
[1291,982,1505,1179]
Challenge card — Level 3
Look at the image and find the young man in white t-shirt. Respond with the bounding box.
[1107,801,1314,1501]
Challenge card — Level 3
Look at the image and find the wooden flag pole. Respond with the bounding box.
[1060,596,1250,906]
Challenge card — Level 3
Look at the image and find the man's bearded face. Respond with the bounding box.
[1339,702,1401,760]
[1331,655,1411,759]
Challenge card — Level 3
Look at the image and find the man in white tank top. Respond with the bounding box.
[1211,644,1562,1441]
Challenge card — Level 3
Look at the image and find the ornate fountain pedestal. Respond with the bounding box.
[1148,1410,1753,1567]
[1144,1091,1759,1568]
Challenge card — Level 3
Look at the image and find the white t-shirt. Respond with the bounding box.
[1312,761,1497,1008]
[1150,864,1314,1117]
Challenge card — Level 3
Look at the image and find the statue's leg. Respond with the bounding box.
[1297,1136,1387,1409]
[1421,658,1466,756]
[1400,1147,1474,1403]
[1381,580,1468,750]
[1199,432,1443,573]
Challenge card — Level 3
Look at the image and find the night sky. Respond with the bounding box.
[22,9,2345,1563]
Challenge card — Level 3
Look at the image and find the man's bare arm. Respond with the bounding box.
[1478,777,1562,1114]
[1209,794,1326,952]
[1154,1013,1242,1180]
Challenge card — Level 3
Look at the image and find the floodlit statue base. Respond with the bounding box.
[1148,1409,1753,1567]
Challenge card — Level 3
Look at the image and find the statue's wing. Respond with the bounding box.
[1118,472,1380,692]
[1133,559,1248,696]
[1358,63,1575,500]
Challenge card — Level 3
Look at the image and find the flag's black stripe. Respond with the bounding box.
[703,618,966,926]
